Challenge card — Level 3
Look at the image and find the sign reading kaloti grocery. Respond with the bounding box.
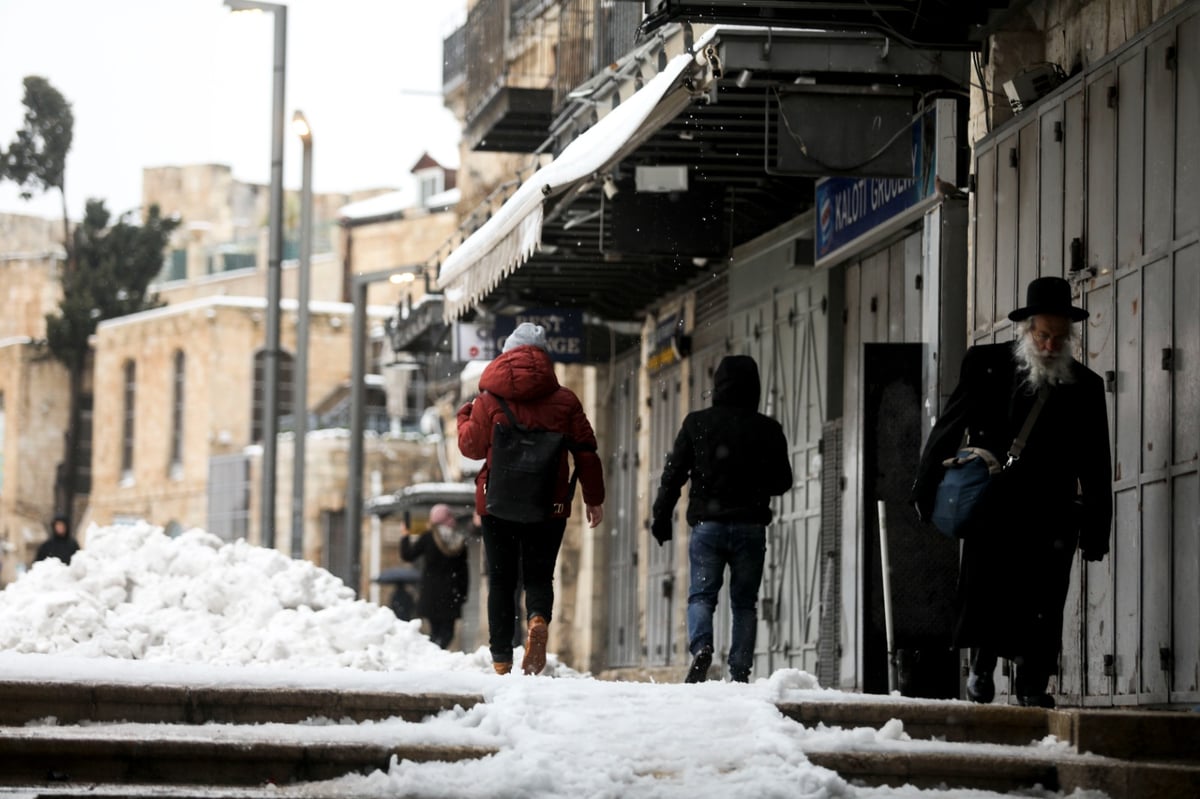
[814,106,940,263]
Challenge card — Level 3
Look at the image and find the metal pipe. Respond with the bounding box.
[290,110,312,560]
[347,278,368,595]
[878,499,898,694]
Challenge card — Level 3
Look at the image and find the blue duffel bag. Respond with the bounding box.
[931,447,1003,539]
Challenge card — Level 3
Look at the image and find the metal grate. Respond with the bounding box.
[442,24,467,90]
[554,0,594,110]
[817,418,843,689]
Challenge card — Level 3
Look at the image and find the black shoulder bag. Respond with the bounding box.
[930,386,1049,539]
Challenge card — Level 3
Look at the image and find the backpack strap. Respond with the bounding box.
[1005,385,1050,468]
[491,394,528,433]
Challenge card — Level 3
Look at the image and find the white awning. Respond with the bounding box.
[435,48,702,320]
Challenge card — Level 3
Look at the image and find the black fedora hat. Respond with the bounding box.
[1008,276,1089,322]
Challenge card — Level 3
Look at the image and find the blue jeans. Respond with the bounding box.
[686,521,767,679]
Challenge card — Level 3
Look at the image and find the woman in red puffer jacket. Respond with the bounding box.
[457,322,604,676]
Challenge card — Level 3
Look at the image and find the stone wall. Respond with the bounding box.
[340,209,460,309]
[971,0,1190,145]
[273,431,443,596]
[0,339,70,584]
[0,212,65,341]
[143,164,349,290]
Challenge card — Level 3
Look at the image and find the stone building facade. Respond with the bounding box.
[0,213,70,585]
[0,338,71,586]
[87,298,367,527]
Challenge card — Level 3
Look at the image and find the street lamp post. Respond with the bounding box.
[291,110,313,560]
[346,266,426,596]
[225,0,286,550]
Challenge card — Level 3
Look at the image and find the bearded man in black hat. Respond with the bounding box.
[912,276,1113,708]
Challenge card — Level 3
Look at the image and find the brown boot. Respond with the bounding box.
[493,661,512,675]
[521,616,549,675]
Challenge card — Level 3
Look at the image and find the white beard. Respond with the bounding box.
[1015,332,1076,390]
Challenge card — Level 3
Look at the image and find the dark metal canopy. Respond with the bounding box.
[430,25,969,326]
[639,0,1026,50]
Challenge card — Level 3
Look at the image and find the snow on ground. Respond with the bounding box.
[0,523,1111,799]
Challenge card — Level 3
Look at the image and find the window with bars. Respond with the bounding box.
[251,350,295,443]
[121,360,136,477]
[170,351,185,474]
[76,394,93,493]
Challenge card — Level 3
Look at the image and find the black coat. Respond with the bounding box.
[652,355,793,537]
[35,534,79,565]
[400,531,469,624]
[912,342,1112,657]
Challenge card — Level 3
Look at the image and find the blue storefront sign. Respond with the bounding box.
[814,107,939,262]
[454,308,585,363]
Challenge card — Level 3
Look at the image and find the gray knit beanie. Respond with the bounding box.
[502,322,548,353]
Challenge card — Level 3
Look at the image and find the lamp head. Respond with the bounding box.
[291,110,312,142]
[225,0,284,12]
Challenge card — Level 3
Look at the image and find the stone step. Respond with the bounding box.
[0,730,496,788]
[777,699,1200,763]
[805,748,1200,798]
[777,700,1050,747]
[0,681,480,726]
[779,699,1200,799]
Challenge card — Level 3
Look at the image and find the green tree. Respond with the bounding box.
[44,201,180,517]
[0,76,74,259]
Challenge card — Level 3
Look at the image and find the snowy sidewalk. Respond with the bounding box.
[2,525,1197,798]
[2,670,1198,798]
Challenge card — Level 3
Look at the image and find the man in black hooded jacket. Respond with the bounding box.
[651,355,793,683]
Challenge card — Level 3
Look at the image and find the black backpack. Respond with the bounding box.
[485,394,587,523]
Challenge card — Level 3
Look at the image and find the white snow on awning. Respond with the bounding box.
[338,189,414,222]
[435,47,702,321]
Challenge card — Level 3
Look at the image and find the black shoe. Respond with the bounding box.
[1017,693,1056,709]
[730,671,750,684]
[685,646,713,684]
[966,671,995,704]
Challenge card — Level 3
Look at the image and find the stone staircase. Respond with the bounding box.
[0,680,492,794]
[779,700,1200,797]
[0,680,1196,797]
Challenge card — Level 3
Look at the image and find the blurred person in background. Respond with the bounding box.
[400,504,471,649]
[35,515,79,565]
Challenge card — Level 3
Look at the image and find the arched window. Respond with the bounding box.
[170,350,185,473]
[251,349,295,443]
[121,359,136,477]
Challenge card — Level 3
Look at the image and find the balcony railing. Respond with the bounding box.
[458,0,646,151]
[443,23,466,91]
[594,0,644,76]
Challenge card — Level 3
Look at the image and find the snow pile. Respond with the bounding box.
[0,522,470,672]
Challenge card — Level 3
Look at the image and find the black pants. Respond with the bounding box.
[428,617,456,649]
[481,515,566,663]
[972,647,1053,697]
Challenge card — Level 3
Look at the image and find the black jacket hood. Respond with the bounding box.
[712,355,761,410]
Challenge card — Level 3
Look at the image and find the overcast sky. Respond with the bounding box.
[0,0,465,222]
